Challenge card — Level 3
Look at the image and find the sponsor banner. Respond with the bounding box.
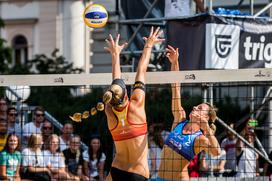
[206,24,240,69]
[240,32,272,68]
[167,14,272,70]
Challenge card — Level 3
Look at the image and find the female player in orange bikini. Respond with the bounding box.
[103,27,164,181]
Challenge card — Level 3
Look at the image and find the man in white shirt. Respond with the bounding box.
[165,0,205,17]
[23,106,45,143]
[7,107,22,138]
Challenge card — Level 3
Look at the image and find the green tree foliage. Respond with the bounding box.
[0,19,12,96]
[0,19,12,74]
[29,49,82,74]
[26,49,84,122]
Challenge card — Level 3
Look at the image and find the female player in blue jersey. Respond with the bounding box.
[157,45,221,181]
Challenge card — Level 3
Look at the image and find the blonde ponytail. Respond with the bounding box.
[209,123,217,133]
[103,90,113,104]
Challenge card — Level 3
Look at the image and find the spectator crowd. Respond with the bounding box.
[0,98,106,181]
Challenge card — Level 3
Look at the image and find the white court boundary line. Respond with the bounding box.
[0,68,271,86]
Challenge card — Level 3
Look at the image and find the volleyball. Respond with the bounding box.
[83,4,108,28]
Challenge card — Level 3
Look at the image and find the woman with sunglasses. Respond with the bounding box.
[0,134,21,181]
[157,45,221,181]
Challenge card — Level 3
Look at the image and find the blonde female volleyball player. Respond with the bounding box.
[103,27,164,181]
[157,45,221,181]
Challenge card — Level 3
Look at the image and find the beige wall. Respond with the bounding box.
[1,0,87,69]
[38,1,58,56]
[2,0,58,59]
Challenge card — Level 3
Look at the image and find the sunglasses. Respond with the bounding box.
[42,126,52,130]
[36,113,45,117]
[8,113,18,116]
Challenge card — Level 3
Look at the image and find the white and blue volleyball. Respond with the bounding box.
[83,4,108,28]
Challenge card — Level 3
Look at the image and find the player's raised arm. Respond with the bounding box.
[104,34,127,80]
[134,27,164,83]
[166,45,186,129]
[131,27,164,103]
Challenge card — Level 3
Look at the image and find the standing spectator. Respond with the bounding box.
[0,118,8,152]
[62,135,84,181]
[263,151,272,178]
[59,121,74,152]
[0,134,21,181]
[7,107,22,138]
[0,98,8,120]
[164,0,205,18]
[21,133,51,181]
[221,123,237,175]
[41,120,53,150]
[83,136,106,181]
[149,126,163,181]
[236,130,259,178]
[23,106,45,142]
[43,134,71,181]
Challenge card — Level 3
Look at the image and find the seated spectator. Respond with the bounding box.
[43,134,71,181]
[0,98,8,120]
[41,120,53,150]
[7,107,22,139]
[23,107,45,145]
[0,134,21,181]
[83,136,106,181]
[164,0,206,18]
[236,130,259,178]
[62,135,83,181]
[0,117,8,152]
[21,133,51,181]
[59,121,74,152]
[220,123,237,176]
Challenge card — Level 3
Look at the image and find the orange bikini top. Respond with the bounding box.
[110,103,147,141]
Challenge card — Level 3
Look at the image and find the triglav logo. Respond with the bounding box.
[215,34,232,58]
[244,36,272,63]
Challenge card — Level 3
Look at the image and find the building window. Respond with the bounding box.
[12,35,28,65]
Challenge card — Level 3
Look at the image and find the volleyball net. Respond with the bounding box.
[0,68,272,180]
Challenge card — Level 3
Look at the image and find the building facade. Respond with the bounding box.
[0,0,88,70]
